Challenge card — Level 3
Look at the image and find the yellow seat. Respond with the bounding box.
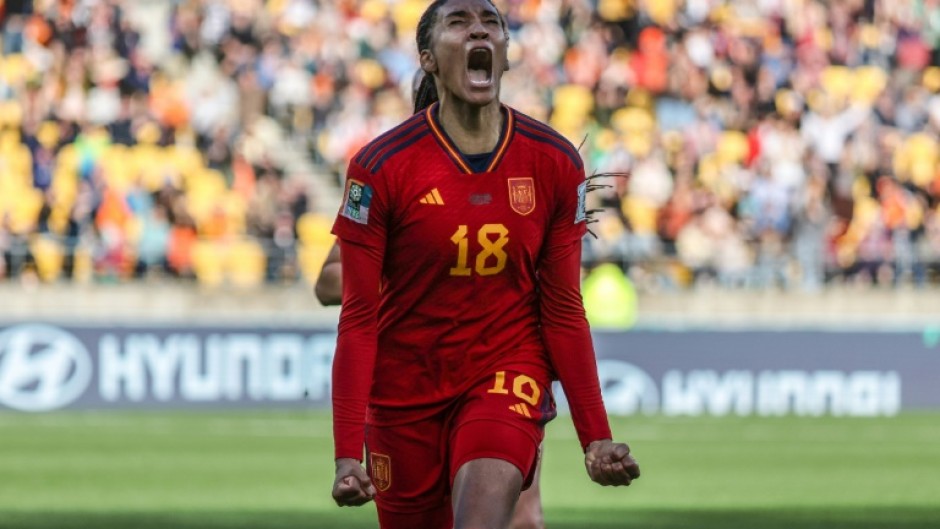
[186,170,229,230]
[227,238,267,289]
[551,84,594,136]
[924,66,940,92]
[360,0,389,22]
[895,133,938,188]
[168,144,203,188]
[611,106,655,135]
[1,186,43,234]
[392,0,426,33]
[298,239,334,286]
[71,244,94,284]
[37,120,60,149]
[222,192,247,236]
[0,54,32,87]
[133,143,171,192]
[0,131,33,187]
[296,212,334,246]
[851,66,887,104]
[191,240,226,288]
[821,65,853,101]
[99,145,133,192]
[621,196,658,235]
[597,0,635,21]
[716,130,749,166]
[29,236,64,283]
[55,144,80,178]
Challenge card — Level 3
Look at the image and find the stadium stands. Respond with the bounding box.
[1,0,940,290]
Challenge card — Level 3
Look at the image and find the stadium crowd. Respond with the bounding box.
[2,0,940,291]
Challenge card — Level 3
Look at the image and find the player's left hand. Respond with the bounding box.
[584,439,641,486]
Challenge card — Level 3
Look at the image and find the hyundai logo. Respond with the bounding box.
[597,360,660,415]
[554,360,660,416]
[0,324,92,411]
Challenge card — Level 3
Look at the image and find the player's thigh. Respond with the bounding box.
[452,456,524,529]
[449,370,554,489]
[365,419,451,527]
[510,456,545,529]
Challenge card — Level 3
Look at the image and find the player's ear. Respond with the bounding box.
[420,49,437,74]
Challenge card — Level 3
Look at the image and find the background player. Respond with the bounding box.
[330,1,640,527]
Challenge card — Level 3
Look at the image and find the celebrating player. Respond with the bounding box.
[318,61,550,529]
[329,1,640,527]
[316,241,547,529]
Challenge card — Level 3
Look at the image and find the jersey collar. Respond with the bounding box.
[424,102,515,174]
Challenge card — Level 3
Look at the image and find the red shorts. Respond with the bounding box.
[364,370,556,527]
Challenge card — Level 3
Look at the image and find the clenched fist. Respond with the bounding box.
[584,439,641,486]
[332,458,377,507]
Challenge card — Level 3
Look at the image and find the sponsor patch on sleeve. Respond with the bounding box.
[575,181,587,224]
[341,179,373,224]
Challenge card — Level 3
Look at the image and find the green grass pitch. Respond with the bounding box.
[1,410,938,528]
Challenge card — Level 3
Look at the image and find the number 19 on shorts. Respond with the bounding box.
[487,371,540,405]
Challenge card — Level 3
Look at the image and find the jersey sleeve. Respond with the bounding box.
[538,159,612,451]
[330,160,389,460]
[332,160,390,247]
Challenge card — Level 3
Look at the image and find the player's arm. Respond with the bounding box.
[538,162,640,487]
[330,162,388,506]
[331,236,382,506]
[314,241,342,306]
[332,236,382,458]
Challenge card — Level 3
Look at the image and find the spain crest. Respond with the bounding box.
[370,452,392,492]
[507,177,535,216]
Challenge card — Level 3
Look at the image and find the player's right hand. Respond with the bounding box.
[584,439,641,486]
[332,458,376,507]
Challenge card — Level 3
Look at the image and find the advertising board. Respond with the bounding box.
[1,324,936,415]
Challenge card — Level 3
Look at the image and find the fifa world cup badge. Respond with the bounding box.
[575,181,587,223]
[341,179,373,224]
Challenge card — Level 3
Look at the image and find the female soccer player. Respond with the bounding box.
[329,1,640,528]
[316,241,547,529]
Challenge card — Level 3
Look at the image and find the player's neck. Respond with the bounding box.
[437,99,502,155]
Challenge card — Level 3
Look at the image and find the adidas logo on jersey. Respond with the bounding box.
[419,188,445,205]
[509,403,531,418]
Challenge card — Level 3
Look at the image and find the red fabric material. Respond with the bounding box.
[331,105,612,463]
[364,370,549,516]
[376,504,453,529]
[332,237,383,460]
[450,409,544,490]
[538,237,612,449]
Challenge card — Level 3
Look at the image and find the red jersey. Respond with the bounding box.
[331,102,611,459]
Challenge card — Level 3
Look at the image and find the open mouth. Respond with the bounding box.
[467,48,493,87]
